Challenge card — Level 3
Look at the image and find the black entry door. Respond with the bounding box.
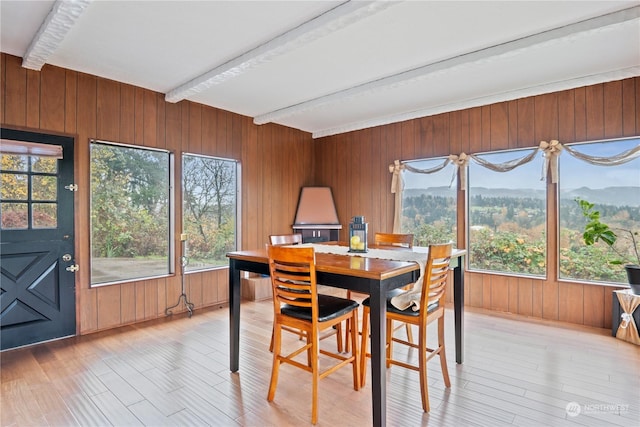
[1,128,76,350]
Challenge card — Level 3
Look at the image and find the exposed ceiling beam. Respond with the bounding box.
[312,66,640,138]
[22,0,92,71]
[255,6,640,134]
[164,0,398,103]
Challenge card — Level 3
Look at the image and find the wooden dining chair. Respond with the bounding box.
[375,232,415,343]
[267,245,360,424]
[359,243,452,412]
[345,232,415,352]
[268,234,344,353]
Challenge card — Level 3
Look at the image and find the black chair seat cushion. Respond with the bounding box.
[362,288,438,317]
[282,294,359,322]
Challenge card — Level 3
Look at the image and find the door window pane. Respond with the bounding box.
[1,203,28,229]
[1,152,61,231]
[182,153,238,272]
[559,138,640,284]
[0,154,28,172]
[1,173,28,200]
[32,203,57,228]
[31,156,57,173]
[468,149,546,276]
[401,158,457,246]
[90,141,172,285]
[32,176,57,201]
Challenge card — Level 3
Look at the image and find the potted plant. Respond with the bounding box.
[577,198,640,294]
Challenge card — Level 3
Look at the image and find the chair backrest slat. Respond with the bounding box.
[269,233,303,246]
[420,243,452,310]
[374,232,414,249]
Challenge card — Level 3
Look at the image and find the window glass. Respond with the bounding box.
[559,138,640,284]
[468,149,546,276]
[0,154,28,172]
[1,153,58,230]
[90,142,172,285]
[182,154,238,272]
[1,173,27,200]
[401,158,457,246]
[1,203,28,229]
[31,156,57,173]
[32,203,57,228]
[32,175,57,201]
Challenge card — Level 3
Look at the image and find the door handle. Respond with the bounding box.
[66,264,79,272]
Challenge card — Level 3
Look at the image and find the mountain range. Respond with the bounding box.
[404,186,639,207]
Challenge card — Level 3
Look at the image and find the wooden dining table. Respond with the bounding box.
[227,243,466,427]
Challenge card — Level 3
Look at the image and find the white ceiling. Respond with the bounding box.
[1,1,639,138]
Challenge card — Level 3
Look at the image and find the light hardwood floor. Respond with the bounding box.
[1,294,639,426]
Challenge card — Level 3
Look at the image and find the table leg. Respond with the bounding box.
[369,282,387,427]
[453,255,465,364]
[229,259,241,372]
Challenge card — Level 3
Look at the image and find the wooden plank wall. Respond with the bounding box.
[2,51,637,333]
[314,77,640,330]
[1,54,314,334]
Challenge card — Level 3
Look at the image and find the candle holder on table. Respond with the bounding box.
[348,216,368,253]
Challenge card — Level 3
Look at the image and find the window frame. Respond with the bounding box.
[399,156,458,247]
[556,136,640,286]
[89,140,174,287]
[181,152,240,273]
[465,146,548,278]
[1,154,59,231]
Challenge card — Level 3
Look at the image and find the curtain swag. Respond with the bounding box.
[388,160,405,233]
[388,139,640,231]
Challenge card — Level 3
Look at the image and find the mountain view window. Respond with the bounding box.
[468,149,547,276]
[90,141,172,285]
[182,153,238,272]
[400,157,457,246]
[558,138,640,284]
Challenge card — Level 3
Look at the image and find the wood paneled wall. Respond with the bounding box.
[2,51,637,333]
[1,53,314,334]
[314,77,640,329]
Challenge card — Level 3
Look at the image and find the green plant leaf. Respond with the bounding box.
[599,230,617,246]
